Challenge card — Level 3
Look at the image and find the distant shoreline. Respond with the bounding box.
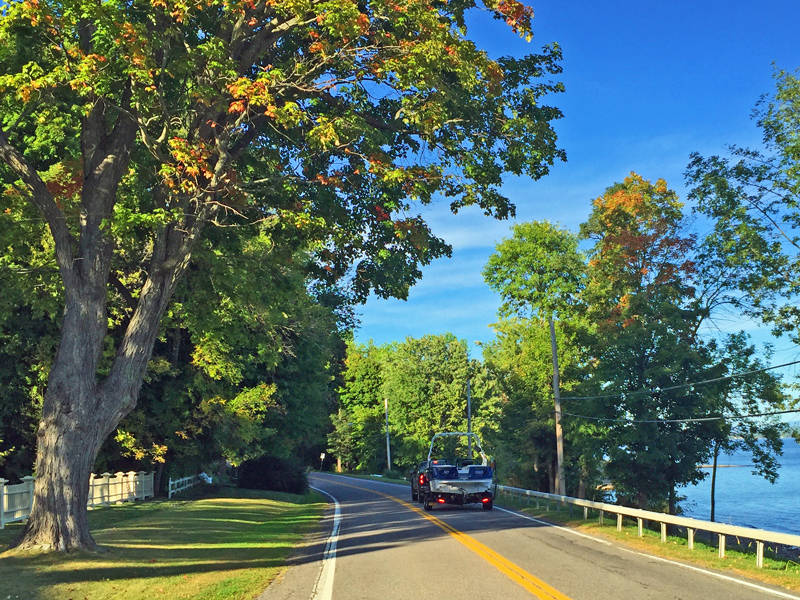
[698,464,752,468]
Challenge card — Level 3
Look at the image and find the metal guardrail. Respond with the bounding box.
[496,484,800,568]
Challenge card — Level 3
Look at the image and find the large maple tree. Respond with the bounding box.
[0,0,564,550]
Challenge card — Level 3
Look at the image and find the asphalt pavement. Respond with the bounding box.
[258,473,800,600]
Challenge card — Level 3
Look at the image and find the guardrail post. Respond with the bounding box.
[718,534,726,558]
[599,510,604,525]
[617,514,623,532]
[637,518,643,537]
[756,541,764,568]
[688,528,694,550]
[583,507,588,520]
[660,523,667,543]
[0,478,6,530]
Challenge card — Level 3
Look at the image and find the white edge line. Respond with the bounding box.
[615,546,800,600]
[309,485,341,600]
[495,506,613,546]
[496,506,800,599]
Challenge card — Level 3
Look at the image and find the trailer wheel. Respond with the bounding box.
[482,499,493,510]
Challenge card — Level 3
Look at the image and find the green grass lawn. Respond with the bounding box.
[496,493,800,593]
[0,487,326,600]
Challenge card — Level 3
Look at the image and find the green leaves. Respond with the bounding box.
[337,336,499,471]
[687,70,800,342]
[484,220,584,319]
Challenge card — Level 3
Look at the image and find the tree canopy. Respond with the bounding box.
[0,0,566,550]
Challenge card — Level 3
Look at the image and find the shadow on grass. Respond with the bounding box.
[0,487,326,600]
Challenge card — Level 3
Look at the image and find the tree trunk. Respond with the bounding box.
[14,396,111,551]
[668,482,676,516]
[710,439,720,522]
[153,461,165,497]
[12,236,193,551]
[577,464,587,500]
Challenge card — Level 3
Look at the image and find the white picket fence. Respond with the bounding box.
[168,474,207,498]
[0,471,154,529]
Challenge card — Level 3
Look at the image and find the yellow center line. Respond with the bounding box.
[323,478,574,600]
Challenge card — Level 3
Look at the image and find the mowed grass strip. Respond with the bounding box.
[497,494,800,593]
[0,487,326,600]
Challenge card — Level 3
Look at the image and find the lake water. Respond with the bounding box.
[679,438,800,536]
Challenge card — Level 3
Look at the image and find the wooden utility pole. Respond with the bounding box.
[550,319,566,496]
[467,378,472,458]
[384,397,391,470]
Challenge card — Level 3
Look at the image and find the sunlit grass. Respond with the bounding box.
[497,494,800,592]
[0,487,325,600]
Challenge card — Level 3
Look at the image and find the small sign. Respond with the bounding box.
[320,452,326,460]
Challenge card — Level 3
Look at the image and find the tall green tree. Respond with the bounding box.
[482,221,589,493]
[686,68,800,342]
[335,340,387,472]
[382,334,488,468]
[703,333,787,522]
[483,220,585,319]
[579,173,718,513]
[335,335,498,472]
[0,0,565,550]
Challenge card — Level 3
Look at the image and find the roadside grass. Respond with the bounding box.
[496,494,800,593]
[0,486,325,600]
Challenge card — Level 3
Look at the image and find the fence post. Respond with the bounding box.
[168,477,174,499]
[102,472,111,505]
[126,471,136,501]
[0,478,6,529]
[22,476,35,514]
[114,472,125,503]
[136,471,145,500]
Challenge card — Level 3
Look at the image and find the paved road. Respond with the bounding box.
[260,473,799,600]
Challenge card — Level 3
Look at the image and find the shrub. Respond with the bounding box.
[237,454,308,494]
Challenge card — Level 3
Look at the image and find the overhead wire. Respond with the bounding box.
[560,359,800,401]
[557,357,800,424]
[557,408,800,424]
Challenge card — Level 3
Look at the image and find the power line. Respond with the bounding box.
[560,358,800,401]
[558,408,800,425]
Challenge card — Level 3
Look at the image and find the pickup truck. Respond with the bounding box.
[417,432,495,511]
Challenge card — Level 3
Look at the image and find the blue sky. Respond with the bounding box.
[354,1,800,365]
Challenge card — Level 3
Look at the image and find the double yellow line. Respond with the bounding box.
[328,479,573,600]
